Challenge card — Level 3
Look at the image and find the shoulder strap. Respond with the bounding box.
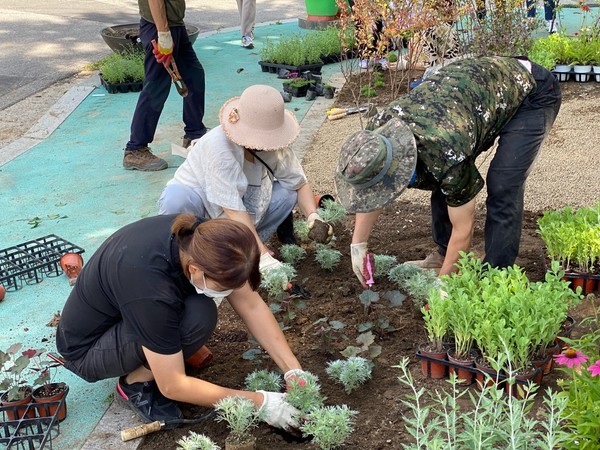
[246,149,274,177]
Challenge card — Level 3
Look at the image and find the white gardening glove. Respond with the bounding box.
[153,31,173,65]
[257,390,301,431]
[259,253,288,290]
[307,212,334,244]
[350,242,368,287]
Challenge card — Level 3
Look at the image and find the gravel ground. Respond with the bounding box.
[304,80,600,212]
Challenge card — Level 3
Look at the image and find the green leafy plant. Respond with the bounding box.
[422,290,449,353]
[372,254,397,278]
[285,371,325,413]
[359,84,377,97]
[389,264,438,310]
[326,356,372,394]
[98,49,145,84]
[214,396,262,445]
[301,405,358,450]
[341,331,381,359]
[270,296,307,329]
[0,344,36,402]
[394,356,569,448]
[244,370,283,392]
[316,199,347,226]
[312,317,348,355]
[260,263,296,299]
[177,431,221,450]
[315,244,342,271]
[283,77,315,88]
[358,289,379,315]
[528,36,559,70]
[279,244,306,266]
[293,220,310,243]
[261,32,323,66]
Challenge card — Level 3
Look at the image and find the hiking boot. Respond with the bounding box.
[123,147,168,171]
[404,252,444,270]
[115,376,182,427]
[242,35,254,49]
[185,345,213,369]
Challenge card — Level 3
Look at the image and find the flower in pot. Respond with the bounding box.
[419,290,450,378]
[214,396,262,450]
[0,343,35,420]
[28,348,69,422]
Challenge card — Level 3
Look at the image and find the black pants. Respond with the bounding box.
[126,19,207,150]
[431,64,561,268]
[59,295,217,382]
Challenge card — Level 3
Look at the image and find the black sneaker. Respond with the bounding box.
[123,147,168,171]
[115,376,182,427]
[276,212,297,245]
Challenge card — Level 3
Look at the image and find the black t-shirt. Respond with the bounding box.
[57,215,198,360]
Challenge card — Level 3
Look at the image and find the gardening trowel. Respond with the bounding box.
[121,410,216,441]
[326,104,376,121]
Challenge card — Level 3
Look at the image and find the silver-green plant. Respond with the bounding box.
[285,370,325,413]
[316,199,347,226]
[176,431,221,450]
[389,264,438,309]
[214,396,262,445]
[279,244,306,266]
[394,356,569,449]
[326,356,372,394]
[373,254,397,278]
[244,369,283,392]
[301,405,358,450]
[315,244,342,271]
[293,220,310,243]
[260,263,296,299]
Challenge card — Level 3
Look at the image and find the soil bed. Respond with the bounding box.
[138,74,600,449]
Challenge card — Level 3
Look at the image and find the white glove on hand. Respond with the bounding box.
[307,213,334,244]
[259,253,288,290]
[157,31,173,55]
[350,242,368,287]
[257,390,301,431]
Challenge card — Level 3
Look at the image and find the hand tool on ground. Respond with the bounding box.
[363,252,375,288]
[287,282,311,299]
[121,410,216,441]
[326,104,375,121]
[151,39,188,97]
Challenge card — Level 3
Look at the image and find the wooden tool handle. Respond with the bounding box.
[121,421,162,442]
[327,108,346,115]
[327,112,347,121]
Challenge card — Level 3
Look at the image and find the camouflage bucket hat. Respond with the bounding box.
[334,118,417,213]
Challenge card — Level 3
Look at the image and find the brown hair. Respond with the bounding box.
[172,213,261,291]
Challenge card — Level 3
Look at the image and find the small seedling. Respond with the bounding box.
[279,244,306,266]
[270,297,307,329]
[214,396,262,445]
[244,370,283,392]
[312,317,348,355]
[285,371,326,413]
[260,263,296,299]
[358,289,379,315]
[242,338,271,367]
[326,356,373,394]
[293,220,310,243]
[301,405,358,450]
[373,71,385,88]
[177,431,221,450]
[373,254,397,278]
[360,84,377,97]
[315,244,342,271]
[316,199,347,226]
[388,264,438,309]
[341,331,381,359]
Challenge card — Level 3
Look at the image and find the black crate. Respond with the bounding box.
[0,389,68,450]
[0,236,84,291]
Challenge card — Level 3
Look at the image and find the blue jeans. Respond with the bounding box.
[126,19,206,150]
[526,0,556,20]
[158,181,297,242]
[431,63,561,268]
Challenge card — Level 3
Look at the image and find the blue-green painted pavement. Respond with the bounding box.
[0,20,339,450]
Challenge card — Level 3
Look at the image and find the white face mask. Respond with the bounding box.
[191,272,234,300]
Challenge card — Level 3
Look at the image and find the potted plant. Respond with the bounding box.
[323,83,336,99]
[569,34,595,82]
[0,343,35,420]
[550,33,575,81]
[282,76,315,98]
[29,349,69,422]
[528,36,558,70]
[97,49,145,94]
[419,290,450,379]
[214,396,262,450]
[260,34,324,74]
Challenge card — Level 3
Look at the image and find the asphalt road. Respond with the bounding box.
[0,0,306,111]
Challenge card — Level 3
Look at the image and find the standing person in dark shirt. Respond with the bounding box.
[123,0,208,171]
[56,214,305,430]
[334,57,561,286]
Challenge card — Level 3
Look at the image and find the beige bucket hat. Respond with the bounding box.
[335,118,417,213]
[219,85,300,151]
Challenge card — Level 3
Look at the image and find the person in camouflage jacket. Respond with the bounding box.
[335,56,561,286]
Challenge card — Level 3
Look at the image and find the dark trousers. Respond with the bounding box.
[59,295,217,382]
[526,0,556,20]
[126,19,206,150]
[431,66,561,268]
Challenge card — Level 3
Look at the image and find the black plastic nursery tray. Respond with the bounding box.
[0,235,84,291]
[0,393,67,450]
[100,75,144,94]
[258,61,324,74]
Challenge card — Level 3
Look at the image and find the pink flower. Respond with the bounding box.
[554,348,588,368]
[587,360,600,377]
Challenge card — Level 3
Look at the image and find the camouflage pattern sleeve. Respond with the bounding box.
[367,57,535,206]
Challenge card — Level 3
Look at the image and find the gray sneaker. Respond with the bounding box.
[123,147,168,171]
[242,35,254,49]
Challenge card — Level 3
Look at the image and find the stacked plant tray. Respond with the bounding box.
[0,235,84,291]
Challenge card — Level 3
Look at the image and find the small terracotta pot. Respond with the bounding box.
[0,388,35,421]
[418,344,448,379]
[505,365,537,400]
[60,252,84,286]
[32,383,69,422]
[0,284,5,302]
[569,275,596,295]
[530,355,549,384]
[475,358,504,391]
[543,342,560,375]
[447,349,476,386]
[185,345,213,369]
